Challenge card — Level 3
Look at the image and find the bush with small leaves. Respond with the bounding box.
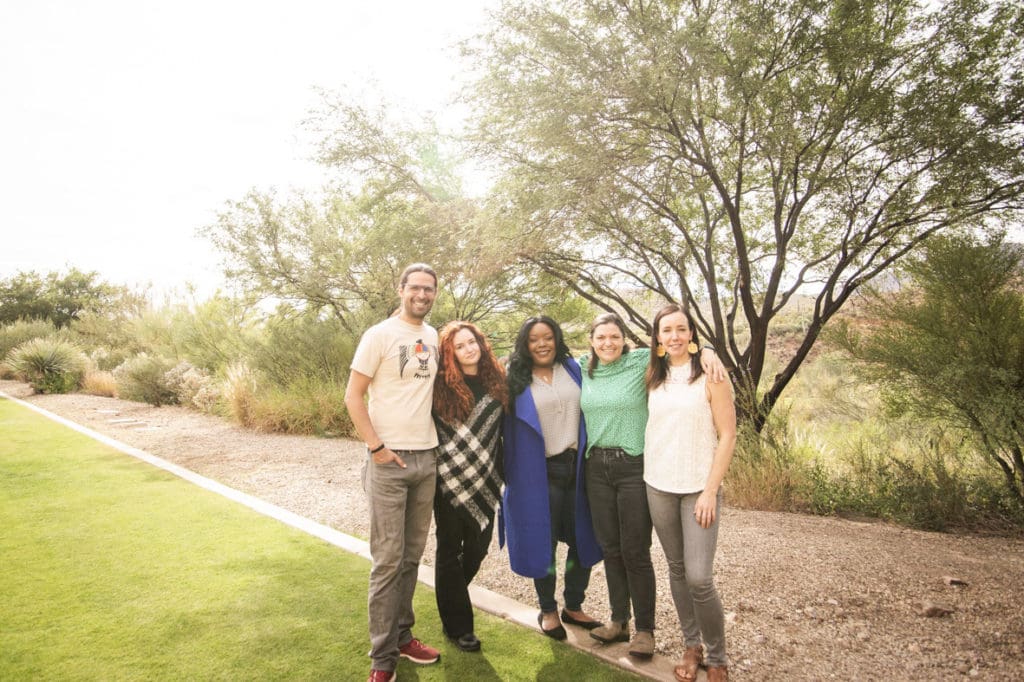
[7,337,87,394]
[113,354,178,406]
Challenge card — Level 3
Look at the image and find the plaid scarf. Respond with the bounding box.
[434,394,503,531]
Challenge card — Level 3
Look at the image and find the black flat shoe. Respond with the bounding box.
[560,609,603,630]
[448,632,481,652]
[537,612,567,640]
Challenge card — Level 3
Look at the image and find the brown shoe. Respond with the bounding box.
[706,665,729,682]
[673,645,704,682]
[627,630,654,659]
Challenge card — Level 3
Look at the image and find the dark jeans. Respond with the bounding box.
[585,447,656,631]
[535,448,592,613]
[433,490,494,638]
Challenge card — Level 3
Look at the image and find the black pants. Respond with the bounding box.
[585,447,655,630]
[433,491,494,638]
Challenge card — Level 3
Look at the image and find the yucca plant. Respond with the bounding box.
[7,337,87,394]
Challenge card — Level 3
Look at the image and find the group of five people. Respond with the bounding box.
[346,264,736,682]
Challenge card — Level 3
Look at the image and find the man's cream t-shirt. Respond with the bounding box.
[350,316,439,450]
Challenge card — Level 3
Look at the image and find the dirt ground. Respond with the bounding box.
[4,379,1023,681]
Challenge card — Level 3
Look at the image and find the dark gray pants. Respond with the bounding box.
[585,447,656,631]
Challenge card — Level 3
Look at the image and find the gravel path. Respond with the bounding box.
[5,380,1023,681]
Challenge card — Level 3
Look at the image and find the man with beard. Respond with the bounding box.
[345,263,442,682]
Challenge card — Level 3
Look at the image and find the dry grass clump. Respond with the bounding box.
[245,380,354,437]
[81,369,118,397]
[223,362,258,427]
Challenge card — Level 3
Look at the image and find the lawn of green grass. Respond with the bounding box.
[0,398,637,681]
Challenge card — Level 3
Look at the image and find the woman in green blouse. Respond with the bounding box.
[580,312,724,659]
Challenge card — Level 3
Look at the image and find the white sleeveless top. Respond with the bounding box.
[644,364,717,494]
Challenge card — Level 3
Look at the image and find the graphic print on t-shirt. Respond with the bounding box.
[399,339,437,379]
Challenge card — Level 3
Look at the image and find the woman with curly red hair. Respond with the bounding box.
[431,321,508,653]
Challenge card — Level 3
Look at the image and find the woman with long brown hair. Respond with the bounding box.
[431,321,508,652]
[645,304,736,682]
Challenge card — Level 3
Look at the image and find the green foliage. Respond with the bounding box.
[0,318,58,361]
[835,233,1024,504]
[113,354,178,406]
[6,337,87,394]
[729,415,815,512]
[0,268,143,328]
[168,295,256,372]
[470,0,1024,430]
[246,378,354,437]
[249,313,356,387]
[205,98,587,335]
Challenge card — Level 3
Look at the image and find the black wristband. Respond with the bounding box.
[701,344,715,353]
[369,443,386,454]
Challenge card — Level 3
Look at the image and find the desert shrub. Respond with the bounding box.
[165,361,223,413]
[164,360,216,407]
[246,378,354,437]
[729,412,814,512]
[81,369,118,397]
[249,314,355,387]
[86,346,133,372]
[169,296,255,373]
[190,382,224,414]
[7,337,87,394]
[0,319,58,361]
[812,424,1024,532]
[113,354,178,406]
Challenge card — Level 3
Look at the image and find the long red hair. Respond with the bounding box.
[433,321,508,424]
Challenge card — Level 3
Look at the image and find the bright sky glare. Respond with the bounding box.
[0,0,495,298]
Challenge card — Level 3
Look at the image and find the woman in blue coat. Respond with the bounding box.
[500,315,603,639]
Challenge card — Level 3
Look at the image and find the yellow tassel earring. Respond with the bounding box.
[656,343,666,358]
[687,341,699,354]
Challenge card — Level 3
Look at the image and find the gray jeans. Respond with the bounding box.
[363,448,437,672]
[646,485,727,666]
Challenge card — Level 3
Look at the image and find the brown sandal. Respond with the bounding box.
[673,645,704,682]
[706,665,729,682]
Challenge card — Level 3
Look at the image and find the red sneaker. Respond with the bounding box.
[367,670,395,682]
[399,637,441,665]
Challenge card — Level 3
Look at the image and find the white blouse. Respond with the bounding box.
[644,364,718,494]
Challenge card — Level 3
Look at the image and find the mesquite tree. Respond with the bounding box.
[469,0,1024,429]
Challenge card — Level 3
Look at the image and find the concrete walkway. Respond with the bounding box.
[2,391,688,681]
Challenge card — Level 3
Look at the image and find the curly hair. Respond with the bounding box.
[646,303,703,391]
[433,321,508,424]
[507,315,573,399]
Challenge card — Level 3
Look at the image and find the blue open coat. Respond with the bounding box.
[498,358,603,578]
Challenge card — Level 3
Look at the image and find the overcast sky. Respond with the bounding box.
[0,0,494,297]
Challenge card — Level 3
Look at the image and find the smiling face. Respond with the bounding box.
[657,311,693,364]
[451,327,481,375]
[398,271,437,321]
[527,322,557,368]
[591,322,625,365]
